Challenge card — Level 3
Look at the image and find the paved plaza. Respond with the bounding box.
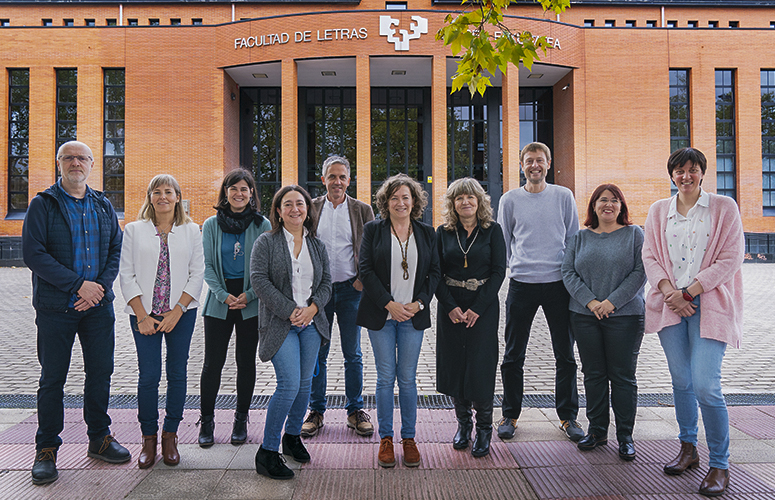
[0,264,773,499]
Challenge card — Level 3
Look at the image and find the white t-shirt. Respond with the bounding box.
[666,189,712,289]
[283,226,314,308]
[388,232,417,320]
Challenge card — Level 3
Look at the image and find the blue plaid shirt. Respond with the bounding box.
[58,180,101,308]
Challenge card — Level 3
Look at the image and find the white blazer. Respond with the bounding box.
[119,219,205,315]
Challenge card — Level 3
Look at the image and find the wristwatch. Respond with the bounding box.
[177,301,188,313]
[416,299,425,311]
[680,287,694,302]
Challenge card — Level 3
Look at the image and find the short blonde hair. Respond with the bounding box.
[138,174,193,226]
[441,178,493,231]
[374,173,428,221]
[520,141,552,163]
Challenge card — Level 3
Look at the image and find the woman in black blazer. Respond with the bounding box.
[357,173,440,469]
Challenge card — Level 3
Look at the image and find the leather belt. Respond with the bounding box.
[444,276,488,291]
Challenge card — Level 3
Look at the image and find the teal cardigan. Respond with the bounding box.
[202,214,271,320]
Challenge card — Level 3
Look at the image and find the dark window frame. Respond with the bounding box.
[670,69,691,195]
[56,68,78,177]
[761,69,775,213]
[8,69,30,213]
[240,87,282,214]
[103,68,125,213]
[716,69,737,200]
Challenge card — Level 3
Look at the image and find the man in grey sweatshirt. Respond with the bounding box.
[495,142,583,442]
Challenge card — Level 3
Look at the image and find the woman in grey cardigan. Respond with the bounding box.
[249,185,331,480]
[561,184,646,461]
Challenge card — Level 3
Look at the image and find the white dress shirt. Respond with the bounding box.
[388,232,417,320]
[283,226,314,308]
[666,189,712,289]
[318,197,357,283]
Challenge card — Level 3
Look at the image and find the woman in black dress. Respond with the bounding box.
[435,177,506,458]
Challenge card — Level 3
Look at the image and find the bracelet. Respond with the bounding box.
[137,314,150,325]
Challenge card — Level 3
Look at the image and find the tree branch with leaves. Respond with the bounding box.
[437,0,570,96]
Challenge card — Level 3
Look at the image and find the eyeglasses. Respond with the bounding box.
[59,155,93,163]
[597,198,621,205]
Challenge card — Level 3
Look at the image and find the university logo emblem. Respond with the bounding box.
[379,15,428,51]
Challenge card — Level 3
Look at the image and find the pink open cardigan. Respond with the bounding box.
[642,192,744,347]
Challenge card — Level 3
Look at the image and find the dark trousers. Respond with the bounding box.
[35,305,115,450]
[501,279,578,421]
[200,279,259,415]
[571,312,644,441]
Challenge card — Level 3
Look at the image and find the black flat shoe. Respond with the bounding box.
[577,433,607,451]
[618,441,636,461]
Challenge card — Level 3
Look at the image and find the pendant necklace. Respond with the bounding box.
[456,225,480,268]
[234,233,243,261]
[391,223,412,280]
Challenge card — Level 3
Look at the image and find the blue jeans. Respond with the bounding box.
[368,319,424,440]
[263,324,322,452]
[501,279,579,421]
[35,305,115,450]
[131,309,196,436]
[658,298,730,469]
[309,278,364,415]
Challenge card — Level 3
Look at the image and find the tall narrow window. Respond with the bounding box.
[762,70,775,213]
[103,69,125,212]
[519,87,554,185]
[670,69,690,195]
[56,69,78,173]
[716,69,736,200]
[8,69,29,212]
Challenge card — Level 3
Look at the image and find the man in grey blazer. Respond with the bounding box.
[302,155,375,437]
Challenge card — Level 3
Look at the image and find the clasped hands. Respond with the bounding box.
[385,300,421,323]
[586,299,615,320]
[225,293,248,310]
[448,307,480,328]
[75,280,104,311]
[290,303,318,328]
[663,289,697,317]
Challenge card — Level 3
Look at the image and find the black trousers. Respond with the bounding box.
[200,278,259,415]
[501,279,578,421]
[570,312,644,441]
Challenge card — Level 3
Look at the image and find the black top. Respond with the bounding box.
[356,218,441,331]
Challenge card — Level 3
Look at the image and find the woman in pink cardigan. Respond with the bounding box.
[643,147,744,498]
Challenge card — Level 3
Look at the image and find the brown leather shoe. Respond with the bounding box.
[378,436,395,468]
[699,467,729,497]
[664,441,700,475]
[161,431,179,466]
[402,438,421,467]
[138,434,157,469]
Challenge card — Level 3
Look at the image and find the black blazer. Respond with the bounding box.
[357,218,440,331]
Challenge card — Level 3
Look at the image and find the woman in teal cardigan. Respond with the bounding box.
[198,169,271,447]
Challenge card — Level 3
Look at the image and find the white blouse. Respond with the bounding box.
[666,189,712,289]
[283,227,314,308]
[388,232,418,320]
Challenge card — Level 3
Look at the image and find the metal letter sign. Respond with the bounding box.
[379,15,428,51]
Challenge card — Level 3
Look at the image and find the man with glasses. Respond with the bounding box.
[301,155,375,438]
[23,141,129,485]
[496,142,583,442]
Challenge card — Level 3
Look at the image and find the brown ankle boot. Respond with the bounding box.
[138,434,157,469]
[161,431,180,466]
[664,441,700,475]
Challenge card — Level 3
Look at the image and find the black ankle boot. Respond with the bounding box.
[471,399,493,458]
[255,445,294,480]
[231,411,248,445]
[282,433,310,463]
[452,398,473,450]
[198,414,214,448]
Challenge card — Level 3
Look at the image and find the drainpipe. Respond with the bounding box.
[232,4,235,23]
[661,6,665,27]
[119,4,123,26]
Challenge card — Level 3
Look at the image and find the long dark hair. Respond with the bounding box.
[584,183,631,229]
[214,168,260,213]
[269,185,316,237]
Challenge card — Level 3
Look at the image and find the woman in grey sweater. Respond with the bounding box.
[249,185,331,480]
[561,184,646,461]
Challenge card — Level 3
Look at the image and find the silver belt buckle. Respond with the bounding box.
[464,278,478,291]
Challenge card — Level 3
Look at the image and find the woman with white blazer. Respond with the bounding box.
[119,174,204,469]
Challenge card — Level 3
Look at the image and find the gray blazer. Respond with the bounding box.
[250,230,332,362]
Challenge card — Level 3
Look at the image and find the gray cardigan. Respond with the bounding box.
[250,230,332,362]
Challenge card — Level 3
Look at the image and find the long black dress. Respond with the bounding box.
[435,221,506,402]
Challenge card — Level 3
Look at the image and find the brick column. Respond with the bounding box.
[356,55,371,204]
[28,67,56,195]
[432,55,448,228]
[502,64,520,192]
[281,58,297,186]
[737,65,762,223]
